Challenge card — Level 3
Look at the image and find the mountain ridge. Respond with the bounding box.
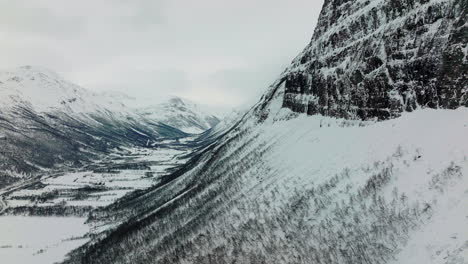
[137,96,221,134]
[0,66,192,177]
[61,0,467,263]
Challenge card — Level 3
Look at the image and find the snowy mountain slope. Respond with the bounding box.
[137,97,220,134]
[197,108,246,143]
[65,85,468,264]
[62,0,467,263]
[0,66,131,115]
[0,66,187,176]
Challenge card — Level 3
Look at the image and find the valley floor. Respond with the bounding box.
[0,216,88,264]
[0,136,197,264]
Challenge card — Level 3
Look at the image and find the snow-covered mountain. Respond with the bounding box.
[64,1,467,263]
[75,107,467,264]
[281,0,467,120]
[0,66,187,175]
[137,97,220,134]
[0,66,129,114]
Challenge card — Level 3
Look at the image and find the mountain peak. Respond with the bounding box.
[167,96,186,106]
[138,96,220,134]
[15,65,63,80]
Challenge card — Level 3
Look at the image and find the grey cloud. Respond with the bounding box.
[0,0,325,108]
[202,61,289,107]
[79,68,190,100]
[0,1,84,37]
[125,1,166,28]
[208,67,279,93]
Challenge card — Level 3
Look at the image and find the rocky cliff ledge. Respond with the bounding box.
[281,0,467,120]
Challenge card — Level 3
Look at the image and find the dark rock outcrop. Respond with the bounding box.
[281,0,467,120]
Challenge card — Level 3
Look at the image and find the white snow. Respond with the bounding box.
[3,146,190,210]
[392,185,468,264]
[235,102,468,263]
[137,96,220,134]
[0,144,193,263]
[0,66,130,116]
[0,216,89,264]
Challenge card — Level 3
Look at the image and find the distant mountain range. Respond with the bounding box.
[0,66,219,177]
[138,97,220,134]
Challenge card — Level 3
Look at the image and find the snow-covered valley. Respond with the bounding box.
[2,104,466,264]
[1,143,192,216]
[0,136,201,263]
[0,66,223,263]
[0,216,89,264]
[1,0,466,263]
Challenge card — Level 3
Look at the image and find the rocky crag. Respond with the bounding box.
[281,0,467,120]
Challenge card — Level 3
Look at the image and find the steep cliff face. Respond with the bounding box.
[281,0,467,120]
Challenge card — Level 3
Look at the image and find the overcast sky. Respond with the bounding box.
[0,0,324,109]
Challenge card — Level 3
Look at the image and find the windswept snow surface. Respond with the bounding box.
[255,108,468,263]
[0,216,89,264]
[256,107,468,263]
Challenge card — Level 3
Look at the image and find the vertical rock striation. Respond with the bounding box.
[281,0,467,120]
